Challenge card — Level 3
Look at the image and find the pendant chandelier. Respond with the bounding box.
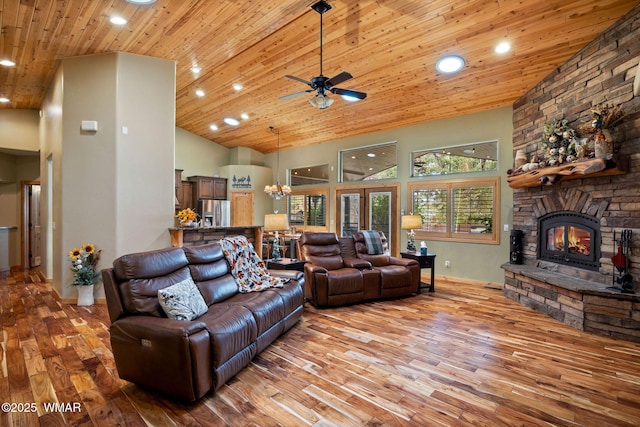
[264,126,291,200]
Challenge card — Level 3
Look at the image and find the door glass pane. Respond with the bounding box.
[369,192,391,240]
[341,194,360,236]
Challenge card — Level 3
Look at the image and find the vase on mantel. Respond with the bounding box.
[77,284,95,306]
[594,129,613,159]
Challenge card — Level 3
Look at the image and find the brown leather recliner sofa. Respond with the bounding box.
[101,242,304,402]
[298,232,420,307]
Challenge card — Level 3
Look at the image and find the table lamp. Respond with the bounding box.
[264,213,289,260]
[401,214,422,252]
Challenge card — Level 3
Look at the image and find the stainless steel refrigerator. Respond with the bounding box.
[198,199,230,227]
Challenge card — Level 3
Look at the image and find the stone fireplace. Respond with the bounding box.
[502,4,640,342]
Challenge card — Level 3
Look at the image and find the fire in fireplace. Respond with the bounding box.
[538,212,600,271]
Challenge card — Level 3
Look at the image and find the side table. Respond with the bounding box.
[400,252,436,292]
[266,258,306,272]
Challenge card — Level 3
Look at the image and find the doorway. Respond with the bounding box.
[335,185,399,255]
[22,181,41,268]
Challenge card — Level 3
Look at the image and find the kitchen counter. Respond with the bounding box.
[169,225,263,255]
[0,226,17,273]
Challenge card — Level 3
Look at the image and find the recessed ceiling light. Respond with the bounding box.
[125,0,156,4]
[210,124,218,131]
[191,65,201,74]
[110,16,127,25]
[240,113,249,120]
[367,153,376,158]
[232,83,243,91]
[495,41,511,54]
[223,117,240,126]
[436,55,465,74]
[0,59,15,67]
[0,97,9,103]
[195,89,205,97]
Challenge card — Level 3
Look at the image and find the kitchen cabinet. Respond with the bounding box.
[188,176,227,203]
[175,169,183,208]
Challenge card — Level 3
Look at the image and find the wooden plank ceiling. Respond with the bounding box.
[0,0,637,154]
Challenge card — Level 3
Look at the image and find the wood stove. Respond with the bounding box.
[537,211,600,271]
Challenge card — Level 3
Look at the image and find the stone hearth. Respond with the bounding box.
[503,5,640,341]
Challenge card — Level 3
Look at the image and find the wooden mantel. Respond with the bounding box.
[506,157,628,189]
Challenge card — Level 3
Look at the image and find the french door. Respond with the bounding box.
[335,185,399,255]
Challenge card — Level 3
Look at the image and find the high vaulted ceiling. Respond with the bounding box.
[1,0,638,153]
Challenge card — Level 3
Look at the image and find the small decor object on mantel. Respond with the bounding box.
[176,208,199,227]
[541,119,579,166]
[69,243,102,306]
[579,103,626,159]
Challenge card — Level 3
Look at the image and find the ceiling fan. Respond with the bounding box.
[279,0,367,109]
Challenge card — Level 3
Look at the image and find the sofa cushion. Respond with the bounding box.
[225,291,285,336]
[121,266,192,317]
[113,247,189,280]
[158,277,208,321]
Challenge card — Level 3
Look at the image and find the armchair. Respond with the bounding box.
[297,232,374,307]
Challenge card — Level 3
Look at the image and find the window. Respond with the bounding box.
[287,190,329,231]
[289,164,329,186]
[412,140,498,177]
[408,177,500,244]
[339,142,397,182]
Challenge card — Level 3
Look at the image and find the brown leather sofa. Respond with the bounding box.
[102,242,304,402]
[298,232,419,307]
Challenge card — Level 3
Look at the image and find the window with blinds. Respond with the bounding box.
[287,190,329,231]
[408,177,499,244]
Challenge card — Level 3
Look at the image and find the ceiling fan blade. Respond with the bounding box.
[331,87,367,100]
[279,90,313,100]
[284,75,313,86]
[325,71,352,88]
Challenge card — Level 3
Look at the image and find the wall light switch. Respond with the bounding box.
[503,224,509,232]
[122,126,128,134]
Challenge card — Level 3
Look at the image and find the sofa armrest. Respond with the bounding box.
[268,269,303,282]
[387,257,419,268]
[110,316,211,401]
[344,258,372,270]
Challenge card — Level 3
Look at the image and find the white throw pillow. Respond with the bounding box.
[158,277,208,321]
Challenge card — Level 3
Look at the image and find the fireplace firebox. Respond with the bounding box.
[537,212,600,271]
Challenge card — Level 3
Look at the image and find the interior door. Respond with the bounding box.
[230,191,254,226]
[336,185,398,255]
[29,184,42,268]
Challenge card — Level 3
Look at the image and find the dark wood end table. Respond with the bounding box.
[400,252,436,293]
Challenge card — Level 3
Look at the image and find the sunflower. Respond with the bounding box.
[83,243,96,254]
[69,248,82,259]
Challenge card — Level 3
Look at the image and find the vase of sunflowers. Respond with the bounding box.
[68,243,102,306]
[176,208,199,227]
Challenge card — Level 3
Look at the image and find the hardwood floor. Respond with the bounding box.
[1,269,640,427]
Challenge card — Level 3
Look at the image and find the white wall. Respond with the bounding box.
[175,127,230,177]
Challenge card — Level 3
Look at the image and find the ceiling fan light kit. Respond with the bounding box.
[280,0,367,109]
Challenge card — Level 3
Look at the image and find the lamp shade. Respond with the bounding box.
[401,215,422,230]
[264,213,289,231]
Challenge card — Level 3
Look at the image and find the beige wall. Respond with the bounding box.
[0,109,39,152]
[175,127,230,177]
[40,52,175,298]
[266,106,514,284]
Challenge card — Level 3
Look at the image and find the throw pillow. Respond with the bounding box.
[158,277,208,321]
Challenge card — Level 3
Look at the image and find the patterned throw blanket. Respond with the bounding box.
[362,230,384,254]
[219,236,287,293]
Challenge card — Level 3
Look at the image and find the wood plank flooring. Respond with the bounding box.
[1,269,640,426]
